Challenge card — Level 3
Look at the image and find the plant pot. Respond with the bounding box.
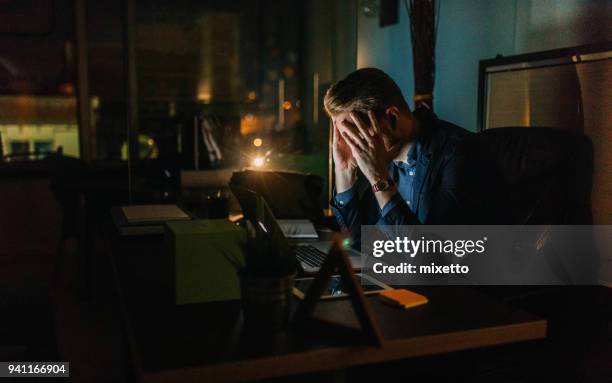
[239,272,295,333]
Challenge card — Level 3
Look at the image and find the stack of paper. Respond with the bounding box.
[121,205,190,224]
[112,205,190,236]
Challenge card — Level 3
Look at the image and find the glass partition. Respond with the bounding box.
[126,0,342,210]
[1,0,358,216]
[133,1,308,169]
[0,0,78,162]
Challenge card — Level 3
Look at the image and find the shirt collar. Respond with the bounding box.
[393,140,419,166]
[406,141,419,166]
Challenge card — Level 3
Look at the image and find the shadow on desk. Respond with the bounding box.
[105,232,554,383]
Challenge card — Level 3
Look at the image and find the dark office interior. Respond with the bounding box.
[1,0,611,382]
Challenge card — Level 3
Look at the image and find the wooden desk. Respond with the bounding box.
[108,235,546,383]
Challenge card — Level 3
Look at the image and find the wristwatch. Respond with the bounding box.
[372,178,394,192]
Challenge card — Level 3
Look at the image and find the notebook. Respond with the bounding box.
[121,205,190,224]
[112,205,191,236]
[379,289,428,309]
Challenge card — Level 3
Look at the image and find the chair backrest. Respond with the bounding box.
[463,127,593,224]
[229,170,324,224]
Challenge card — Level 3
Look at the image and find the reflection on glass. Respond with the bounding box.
[0,0,78,162]
[114,0,333,206]
[133,0,312,172]
[0,96,79,161]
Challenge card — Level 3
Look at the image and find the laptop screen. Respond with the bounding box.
[230,185,286,242]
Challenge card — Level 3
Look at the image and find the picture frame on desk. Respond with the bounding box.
[293,235,385,347]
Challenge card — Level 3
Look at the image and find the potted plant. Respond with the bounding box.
[224,219,297,333]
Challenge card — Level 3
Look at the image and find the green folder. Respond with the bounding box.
[165,219,246,305]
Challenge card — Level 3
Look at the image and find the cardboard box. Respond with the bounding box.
[165,219,245,305]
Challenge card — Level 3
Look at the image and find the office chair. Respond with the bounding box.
[464,128,603,372]
[458,127,606,380]
[464,126,593,225]
[47,151,90,297]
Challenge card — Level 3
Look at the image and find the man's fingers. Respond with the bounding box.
[340,121,367,151]
[348,111,367,132]
[333,121,350,148]
[366,110,387,151]
[341,130,360,154]
[349,112,374,146]
[341,130,362,152]
[332,121,340,145]
[367,110,381,134]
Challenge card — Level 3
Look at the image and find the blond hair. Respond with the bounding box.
[323,68,409,117]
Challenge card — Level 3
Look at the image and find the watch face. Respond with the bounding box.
[377,179,390,191]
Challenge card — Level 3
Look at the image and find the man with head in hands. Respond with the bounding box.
[325,68,472,247]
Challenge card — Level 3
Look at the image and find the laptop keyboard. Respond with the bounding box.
[295,245,327,268]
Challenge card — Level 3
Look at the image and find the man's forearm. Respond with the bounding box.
[334,167,357,193]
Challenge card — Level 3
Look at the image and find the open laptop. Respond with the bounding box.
[230,185,364,273]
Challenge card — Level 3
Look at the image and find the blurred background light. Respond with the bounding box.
[252,156,264,167]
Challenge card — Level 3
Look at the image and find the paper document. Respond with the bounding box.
[121,205,190,224]
[277,219,318,239]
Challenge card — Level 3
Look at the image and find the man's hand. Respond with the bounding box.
[340,111,396,186]
[332,120,358,193]
[332,120,357,171]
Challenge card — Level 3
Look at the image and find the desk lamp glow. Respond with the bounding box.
[252,156,265,167]
[251,149,271,168]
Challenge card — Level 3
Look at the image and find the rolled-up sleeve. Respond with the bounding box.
[330,185,360,235]
[334,188,356,208]
[376,192,420,226]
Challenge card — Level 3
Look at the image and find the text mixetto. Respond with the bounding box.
[372,262,470,274]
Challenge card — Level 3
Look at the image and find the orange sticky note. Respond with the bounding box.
[379,289,428,309]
